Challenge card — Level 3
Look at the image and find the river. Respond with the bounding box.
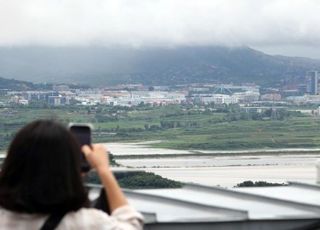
[106,142,320,187]
[1,143,319,187]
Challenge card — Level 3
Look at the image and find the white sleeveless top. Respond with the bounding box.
[0,205,143,230]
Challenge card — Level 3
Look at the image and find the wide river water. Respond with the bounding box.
[106,142,319,187]
[1,142,319,187]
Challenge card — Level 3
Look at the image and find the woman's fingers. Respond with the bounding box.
[82,145,92,157]
[82,144,109,171]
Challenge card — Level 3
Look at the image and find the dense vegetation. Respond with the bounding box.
[1,103,320,152]
[0,77,35,90]
[235,180,286,187]
[85,171,183,189]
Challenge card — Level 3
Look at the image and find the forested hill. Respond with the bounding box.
[0,46,319,86]
[0,77,35,90]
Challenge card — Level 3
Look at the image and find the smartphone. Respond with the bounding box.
[69,123,93,172]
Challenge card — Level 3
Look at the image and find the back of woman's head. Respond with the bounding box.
[0,120,89,213]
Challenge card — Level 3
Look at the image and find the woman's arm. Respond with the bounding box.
[82,144,128,212]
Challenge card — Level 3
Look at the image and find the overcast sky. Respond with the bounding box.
[1,0,320,58]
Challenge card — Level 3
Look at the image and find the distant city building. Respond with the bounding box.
[53,84,70,91]
[261,93,281,101]
[307,71,318,95]
[233,91,260,103]
[286,94,320,104]
[189,87,210,92]
[198,94,238,105]
[18,99,29,105]
[286,96,306,104]
[297,84,307,95]
[281,90,301,98]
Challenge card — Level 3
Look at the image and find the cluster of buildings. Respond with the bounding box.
[8,89,72,106]
[285,71,320,104]
[3,70,320,107]
[5,85,187,107]
[75,89,186,106]
[5,83,261,107]
[188,85,260,105]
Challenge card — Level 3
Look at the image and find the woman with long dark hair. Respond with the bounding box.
[0,120,143,229]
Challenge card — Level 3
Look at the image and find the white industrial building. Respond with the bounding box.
[233,91,260,103]
[88,181,320,229]
[200,94,239,105]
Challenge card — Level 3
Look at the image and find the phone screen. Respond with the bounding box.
[70,125,92,172]
[70,125,91,146]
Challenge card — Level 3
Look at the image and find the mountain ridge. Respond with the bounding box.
[0,46,319,86]
[0,76,35,90]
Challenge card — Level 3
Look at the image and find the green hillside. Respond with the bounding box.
[0,46,319,86]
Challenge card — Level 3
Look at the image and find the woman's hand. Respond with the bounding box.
[83,144,129,212]
[82,144,110,173]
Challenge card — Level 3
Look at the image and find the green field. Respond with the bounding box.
[1,104,320,151]
[151,118,320,150]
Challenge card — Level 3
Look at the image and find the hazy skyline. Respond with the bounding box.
[1,0,320,58]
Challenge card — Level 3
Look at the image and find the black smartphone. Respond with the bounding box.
[69,123,93,173]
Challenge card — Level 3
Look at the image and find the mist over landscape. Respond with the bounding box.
[1,46,320,86]
[1,0,320,53]
[1,0,320,86]
[1,2,320,225]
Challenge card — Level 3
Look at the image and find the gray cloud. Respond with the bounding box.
[1,0,320,49]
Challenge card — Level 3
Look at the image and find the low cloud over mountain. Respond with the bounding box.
[0,46,319,86]
[1,1,320,58]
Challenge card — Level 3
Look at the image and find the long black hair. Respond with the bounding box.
[0,120,89,213]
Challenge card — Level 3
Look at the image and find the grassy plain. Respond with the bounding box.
[1,104,320,151]
[152,117,320,150]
